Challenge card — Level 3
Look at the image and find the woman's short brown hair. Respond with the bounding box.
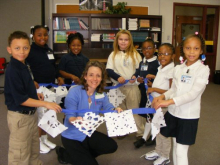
[79,61,107,93]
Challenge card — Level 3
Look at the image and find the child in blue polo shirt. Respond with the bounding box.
[5,31,62,165]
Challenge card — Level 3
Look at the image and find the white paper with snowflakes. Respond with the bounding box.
[151,108,166,140]
[71,112,105,137]
[107,88,125,107]
[38,110,68,138]
[104,109,137,137]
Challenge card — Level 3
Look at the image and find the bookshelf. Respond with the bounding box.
[52,13,162,62]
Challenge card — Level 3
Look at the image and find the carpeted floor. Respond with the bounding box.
[0,83,220,165]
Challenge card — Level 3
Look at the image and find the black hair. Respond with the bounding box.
[159,43,175,54]
[66,32,84,46]
[180,33,206,57]
[142,38,155,48]
[8,31,30,46]
[30,25,49,39]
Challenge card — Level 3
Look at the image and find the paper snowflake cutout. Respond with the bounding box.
[38,110,68,138]
[104,109,137,137]
[151,108,166,140]
[107,88,126,107]
[71,112,105,137]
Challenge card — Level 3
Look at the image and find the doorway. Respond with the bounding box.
[173,3,219,80]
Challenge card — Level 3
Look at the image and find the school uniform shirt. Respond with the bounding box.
[62,85,114,142]
[4,57,38,111]
[134,56,159,108]
[58,52,89,84]
[151,62,174,98]
[106,51,142,85]
[26,42,57,83]
[164,60,210,119]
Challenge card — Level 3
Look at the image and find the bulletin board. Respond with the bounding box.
[57,5,148,15]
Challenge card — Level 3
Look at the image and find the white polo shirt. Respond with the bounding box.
[164,60,210,119]
[151,62,174,98]
[106,51,141,85]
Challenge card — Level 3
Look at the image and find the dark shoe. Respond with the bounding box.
[117,135,127,140]
[55,146,68,164]
[145,136,156,146]
[133,138,146,148]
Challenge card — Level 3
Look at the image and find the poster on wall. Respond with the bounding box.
[79,0,112,11]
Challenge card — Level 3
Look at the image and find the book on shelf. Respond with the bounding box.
[54,31,67,43]
[102,33,115,42]
[128,18,138,30]
[151,27,161,31]
[122,18,126,30]
[91,33,102,42]
[152,33,158,42]
[102,43,113,49]
[131,32,148,42]
[53,17,89,30]
[139,19,150,28]
[92,18,111,30]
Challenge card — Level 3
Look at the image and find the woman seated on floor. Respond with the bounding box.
[56,61,122,165]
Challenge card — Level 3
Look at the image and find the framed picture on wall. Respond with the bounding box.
[79,0,113,11]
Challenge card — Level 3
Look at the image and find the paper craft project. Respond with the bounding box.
[38,110,68,138]
[54,86,68,104]
[104,109,137,137]
[151,108,166,140]
[107,88,125,107]
[71,112,105,137]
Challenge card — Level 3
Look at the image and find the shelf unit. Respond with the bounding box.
[52,13,162,61]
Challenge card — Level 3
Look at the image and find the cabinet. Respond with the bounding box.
[52,13,162,62]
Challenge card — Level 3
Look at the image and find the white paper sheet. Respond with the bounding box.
[71,112,105,137]
[38,110,68,138]
[107,88,125,107]
[104,109,137,137]
[151,108,166,140]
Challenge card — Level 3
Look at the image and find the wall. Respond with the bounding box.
[48,0,220,69]
[0,0,41,86]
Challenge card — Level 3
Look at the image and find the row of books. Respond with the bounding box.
[54,31,78,43]
[53,17,89,30]
[91,33,115,42]
[128,18,138,30]
[131,32,148,42]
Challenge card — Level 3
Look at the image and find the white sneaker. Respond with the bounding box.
[41,135,56,149]
[153,156,170,165]
[144,150,159,160]
[40,139,50,154]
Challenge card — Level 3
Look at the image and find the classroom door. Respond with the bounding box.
[174,15,203,63]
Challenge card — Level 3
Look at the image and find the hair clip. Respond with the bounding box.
[30,34,33,38]
[179,56,184,64]
[195,32,199,35]
[182,37,186,41]
[201,54,206,64]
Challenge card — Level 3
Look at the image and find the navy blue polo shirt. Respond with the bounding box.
[26,42,57,83]
[134,58,160,108]
[4,57,38,111]
[58,52,89,84]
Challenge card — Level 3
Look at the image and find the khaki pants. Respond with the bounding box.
[7,111,43,165]
[155,108,171,158]
[118,85,145,137]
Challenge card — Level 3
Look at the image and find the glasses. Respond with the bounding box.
[142,47,153,51]
[158,53,172,56]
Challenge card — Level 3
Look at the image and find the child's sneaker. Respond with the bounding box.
[153,156,170,165]
[144,150,159,160]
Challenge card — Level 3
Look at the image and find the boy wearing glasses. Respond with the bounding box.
[133,39,160,147]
